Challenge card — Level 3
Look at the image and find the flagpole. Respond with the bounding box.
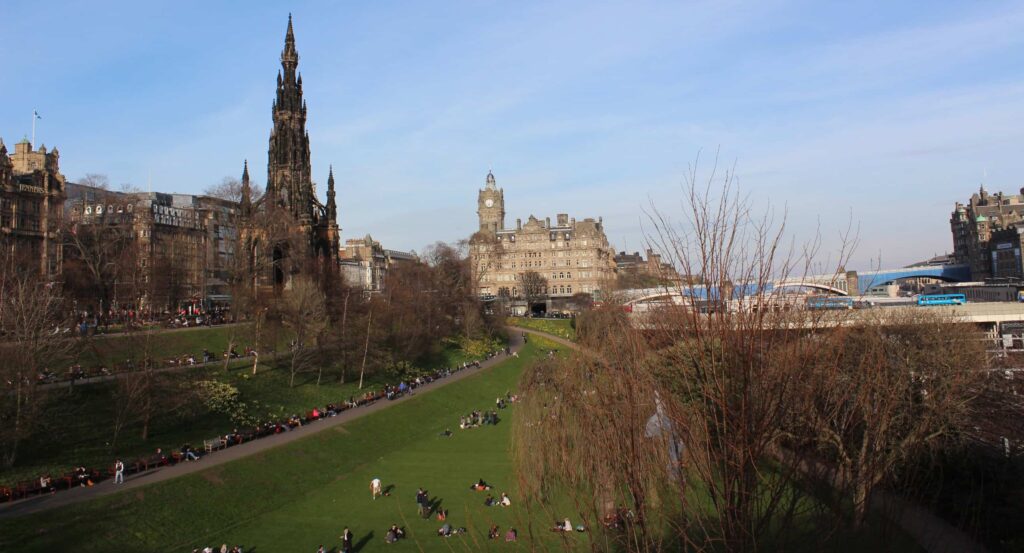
[31,110,36,149]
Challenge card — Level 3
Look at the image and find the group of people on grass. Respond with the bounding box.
[459,409,500,429]
[372,479,520,544]
[365,475,523,545]
[9,352,507,503]
[551,517,587,533]
[483,492,512,507]
[191,545,243,553]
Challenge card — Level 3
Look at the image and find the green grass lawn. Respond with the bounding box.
[1,335,499,488]
[73,324,285,371]
[0,339,563,553]
[2,335,921,553]
[507,317,576,341]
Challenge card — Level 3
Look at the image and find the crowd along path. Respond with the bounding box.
[0,331,525,519]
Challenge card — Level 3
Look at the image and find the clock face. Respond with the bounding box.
[485,199,494,208]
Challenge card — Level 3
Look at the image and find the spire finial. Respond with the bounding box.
[281,14,299,67]
[242,159,250,182]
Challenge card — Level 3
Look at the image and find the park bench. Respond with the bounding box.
[203,437,225,453]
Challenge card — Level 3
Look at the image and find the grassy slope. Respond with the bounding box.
[75,324,267,369]
[0,339,559,553]
[507,317,576,341]
[5,331,920,553]
[3,336,490,487]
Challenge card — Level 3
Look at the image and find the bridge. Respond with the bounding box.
[620,263,973,306]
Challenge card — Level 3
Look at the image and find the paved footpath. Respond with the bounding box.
[0,332,525,519]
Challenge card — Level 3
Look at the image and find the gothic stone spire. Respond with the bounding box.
[240,160,252,217]
[326,165,337,223]
[268,14,313,222]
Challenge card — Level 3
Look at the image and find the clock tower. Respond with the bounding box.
[477,170,505,233]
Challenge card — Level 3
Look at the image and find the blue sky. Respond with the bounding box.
[3,0,1024,269]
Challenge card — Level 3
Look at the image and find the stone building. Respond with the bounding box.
[0,138,66,277]
[469,171,617,303]
[614,248,683,285]
[339,234,418,292]
[65,183,238,312]
[238,15,340,290]
[951,185,1024,280]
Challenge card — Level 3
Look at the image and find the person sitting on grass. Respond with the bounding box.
[389,524,405,540]
[551,518,572,532]
[470,478,491,491]
[385,528,398,544]
[437,509,447,522]
[484,494,496,507]
[439,428,452,437]
[505,528,518,542]
[437,523,452,537]
[488,525,501,540]
[499,492,512,507]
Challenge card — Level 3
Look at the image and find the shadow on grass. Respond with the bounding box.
[353,531,374,552]
[428,496,445,518]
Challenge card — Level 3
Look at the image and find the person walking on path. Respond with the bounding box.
[113,459,124,484]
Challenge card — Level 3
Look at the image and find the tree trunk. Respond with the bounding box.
[290,349,298,388]
[852,479,870,529]
[6,380,26,468]
[359,306,373,390]
[252,311,263,375]
[338,291,350,384]
[224,336,235,372]
[316,334,324,386]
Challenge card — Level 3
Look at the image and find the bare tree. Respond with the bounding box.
[77,173,110,189]
[280,275,328,387]
[0,249,73,467]
[62,187,142,319]
[205,176,263,204]
[801,309,985,528]
[512,157,875,552]
[520,270,548,308]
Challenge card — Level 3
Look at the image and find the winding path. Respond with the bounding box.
[0,332,525,519]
